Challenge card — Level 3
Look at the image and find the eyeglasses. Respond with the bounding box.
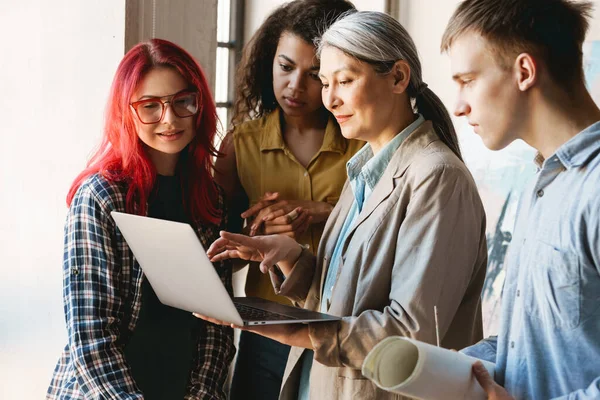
[130,91,200,124]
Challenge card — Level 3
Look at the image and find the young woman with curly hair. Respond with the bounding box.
[214,1,361,398]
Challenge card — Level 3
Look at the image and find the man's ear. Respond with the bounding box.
[392,60,411,94]
[514,53,537,91]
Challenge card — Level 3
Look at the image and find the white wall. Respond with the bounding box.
[587,1,600,39]
[402,0,461,123]
[0,1,125,398]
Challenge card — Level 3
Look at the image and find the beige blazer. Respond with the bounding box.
[270,121,488,400]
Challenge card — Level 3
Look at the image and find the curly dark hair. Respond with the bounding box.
[231,0,356,126]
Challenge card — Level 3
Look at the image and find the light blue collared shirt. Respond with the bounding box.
[298,115,425,400]
[463,121,600,399]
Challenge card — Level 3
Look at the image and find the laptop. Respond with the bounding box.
[111,211,340,326]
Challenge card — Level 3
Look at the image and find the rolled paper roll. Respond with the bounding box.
[362,337,495,400]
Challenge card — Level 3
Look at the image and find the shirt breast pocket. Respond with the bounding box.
[525,240,581,330]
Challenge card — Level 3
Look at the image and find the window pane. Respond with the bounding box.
[217,0,231,43]
[215,47,230,104]
[216,107,229,147]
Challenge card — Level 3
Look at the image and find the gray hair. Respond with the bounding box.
[317,11,462,160]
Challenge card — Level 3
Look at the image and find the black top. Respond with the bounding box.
[124,175,201,399]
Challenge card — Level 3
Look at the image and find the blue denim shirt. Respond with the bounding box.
[298,115,424,400]
[463,121,600,400]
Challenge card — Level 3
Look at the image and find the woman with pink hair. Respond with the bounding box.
[47,38,234,399]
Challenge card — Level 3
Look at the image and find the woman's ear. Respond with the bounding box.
[392,60,411,94]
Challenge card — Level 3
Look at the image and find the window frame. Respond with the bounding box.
[216,0,244,132]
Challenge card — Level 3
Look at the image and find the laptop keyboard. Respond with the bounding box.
[234,303,295,321]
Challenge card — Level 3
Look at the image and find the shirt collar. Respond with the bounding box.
[533,120,600,169]
[347,114,425,190]
[555,120,600,169]
[260,108,347,154]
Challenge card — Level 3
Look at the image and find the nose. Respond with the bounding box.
[322,86,341,112]
[453,97,471,117]
[288,71,306,92]
[162,101,177,123]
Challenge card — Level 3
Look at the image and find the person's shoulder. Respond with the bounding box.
[575,152,600,210]
[401,124,477,188]
[410,125,467,172]
[232,115,270,140]
[422,141,466,170]
[583,147,600,176]
[231,114,275,157]
[72,173,128,211]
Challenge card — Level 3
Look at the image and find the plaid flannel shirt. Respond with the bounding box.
[47,174,235,399]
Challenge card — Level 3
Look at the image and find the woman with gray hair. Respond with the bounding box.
[198,11,487,399]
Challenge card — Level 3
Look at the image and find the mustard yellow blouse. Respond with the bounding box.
[234,109,363,304]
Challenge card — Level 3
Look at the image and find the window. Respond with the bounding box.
[385,0,408,25]
[215,0,243,137]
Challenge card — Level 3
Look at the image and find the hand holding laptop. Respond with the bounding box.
[193,311,314,349]
[110,212,339,331]
[199,230,318,349]
[207,231,302,275]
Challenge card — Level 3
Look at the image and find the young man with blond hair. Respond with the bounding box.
[442,0,600,399]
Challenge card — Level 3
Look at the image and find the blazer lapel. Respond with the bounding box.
[335,121,438,265]
[317,180,354,295]
[351,172,395,234]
